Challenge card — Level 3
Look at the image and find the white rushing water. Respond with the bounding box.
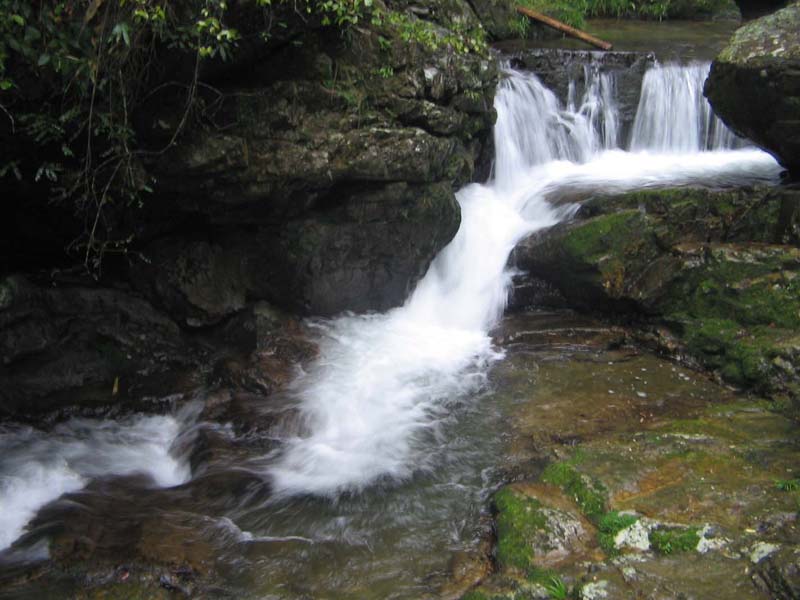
[0,410,194,552]
[268,62,781,497]
[630,62,742,152]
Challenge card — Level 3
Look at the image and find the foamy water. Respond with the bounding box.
[0,410,194,551]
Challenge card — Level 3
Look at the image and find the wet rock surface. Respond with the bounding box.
[511,185,800,412]
[2,310,799,600]
[0,275,201,418]
[706,2,800,177]
[465,310,800,600]
[0,272,316,417]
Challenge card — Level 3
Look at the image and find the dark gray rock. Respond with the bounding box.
[133,15,498,318]
[0,276,197,417]
[705,2,800,177]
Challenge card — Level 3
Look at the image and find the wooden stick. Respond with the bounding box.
[516,6,613,51]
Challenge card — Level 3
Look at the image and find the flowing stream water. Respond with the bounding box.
[0,59,784,598]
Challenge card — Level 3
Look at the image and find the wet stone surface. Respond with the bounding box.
[468,310,800,600]
[1,310,798,600]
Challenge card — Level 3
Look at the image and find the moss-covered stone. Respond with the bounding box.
[494,487,548,571]
[597,511,639,554]
[540,461,608,524]
[706,2,800,175]
[513,186,800,411]
[649,527,701,554]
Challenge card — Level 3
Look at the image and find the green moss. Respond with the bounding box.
[540,462,607,524]
[667,254,800,331]
[677,317,787,389]
[562,211,642,264]
[494,487,547,571]
[597,511,639,553]
[649,527,700,555]
[461,591,490,600]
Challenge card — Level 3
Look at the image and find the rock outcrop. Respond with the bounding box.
[131,3,501,321]
[705,2,800,177]
[511,185,800,404]
[0,275,198,417]
[0,0,507,406]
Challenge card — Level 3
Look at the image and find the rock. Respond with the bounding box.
[493,483,598,574]
[233,181,461,315]
[467,0,521,39]
[130,238,246,327]
[134,16,497,317]
[580,580,609,600]
[511,186,800,402]
[0,275,198,417]
[753,545,800,598]
[750,541,782,563]
[705,2,800,177]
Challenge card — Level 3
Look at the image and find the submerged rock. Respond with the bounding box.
[477,314,800,600]
[706,2,800,177]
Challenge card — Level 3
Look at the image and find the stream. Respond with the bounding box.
[0,31,785,600]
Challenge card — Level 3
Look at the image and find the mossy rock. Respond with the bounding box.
[493,484,598,575]
[513,186,800,409]
[706,2,800,175]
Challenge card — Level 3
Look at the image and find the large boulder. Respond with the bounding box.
[131,10,498,320]
[705,2,800,177]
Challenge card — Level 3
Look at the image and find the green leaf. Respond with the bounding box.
[37,53,50,66]
[0,80,12,90]
[111,22,131,47]
[11,14,25,26]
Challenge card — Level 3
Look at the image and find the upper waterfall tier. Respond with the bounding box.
[630,62,743,152]
[499,52,743,164]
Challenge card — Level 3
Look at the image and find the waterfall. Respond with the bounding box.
[267,64,779,498]
[567,64,620,152]
[630,62,743,152]
[0,61,784,551]
[493,65,620,188]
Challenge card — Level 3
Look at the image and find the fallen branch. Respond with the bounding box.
[516,6,613,51]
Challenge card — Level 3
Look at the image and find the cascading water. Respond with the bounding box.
[630,61,742,152]
[267,62,780,497]
[0,405,198,552]
[567,63,620,151]
[0,58,784,561]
